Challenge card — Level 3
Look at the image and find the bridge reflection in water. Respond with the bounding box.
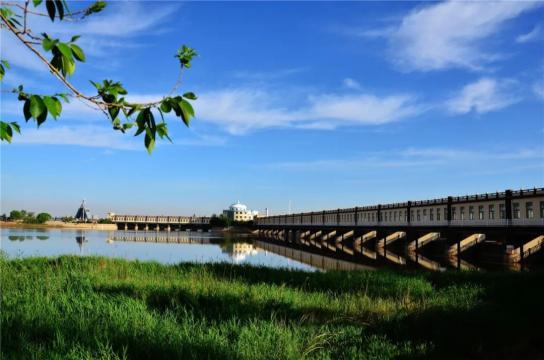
[255,234,540,272]
[107,231,214,244]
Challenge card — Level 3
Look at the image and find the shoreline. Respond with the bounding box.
[0,221,118,231]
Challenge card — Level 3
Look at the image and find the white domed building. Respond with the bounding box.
[223,201,259,222]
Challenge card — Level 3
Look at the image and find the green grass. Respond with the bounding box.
[1,256,543,359]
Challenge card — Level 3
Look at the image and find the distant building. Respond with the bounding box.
[75,200,90,222]
[223,201,259,222]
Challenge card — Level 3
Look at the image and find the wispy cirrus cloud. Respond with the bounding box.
[446,78,520,114]
[9,125,139,150]
[359,1,542,72]
[533,82,544,100]
[196,87,424,135]
[266,147,543,172]
[516,24,542,43]
[342,78,361,90]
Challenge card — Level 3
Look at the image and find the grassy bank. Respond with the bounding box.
[1,256,543,359]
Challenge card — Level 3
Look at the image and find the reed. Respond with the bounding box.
[1,255,542,359]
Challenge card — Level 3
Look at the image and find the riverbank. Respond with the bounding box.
[0,221,117,231]
[1,256,542,359]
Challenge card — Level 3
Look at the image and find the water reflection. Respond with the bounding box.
[8,235,49,241]
[0,229,315,271]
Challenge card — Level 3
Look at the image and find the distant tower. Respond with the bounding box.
[265,208,269,217]
[75,200,90,222]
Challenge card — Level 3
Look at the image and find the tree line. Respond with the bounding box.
[4,210,52,224]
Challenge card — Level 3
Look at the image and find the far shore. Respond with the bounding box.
[0,222,256,234]
[0,221,118,231]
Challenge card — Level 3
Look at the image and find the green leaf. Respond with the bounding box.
[0,65,4,81]
[182,92,197,100]
[57,93,70,103]
[144,128,155,154]
[61,55,75,76]
[90,80,101,90]
[36,109,47,127]
[156,123,172,143]
[23,100,32,121]
[33,0,43,7]
[134,110,146,136]
[43,96,62,119]
[170,98,182,117]
[29,95,47,120]
[160,100,171,113]
[56,43,73,61]
[70,35,81,43]
[122,122,134,130]
[42,37,55,51]
[84,1,106,17]
[179,98,194,127]
[0,121,13,143]
[108,105,120,121]
[70,44,85,62]
[45,0,56,21]
[50,54,63,75]
[54,0,64,20]
[10,122,21,134]
[1,60,10,69]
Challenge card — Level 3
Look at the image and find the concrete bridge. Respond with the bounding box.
[109,214,211,231]
[255,188,544,264]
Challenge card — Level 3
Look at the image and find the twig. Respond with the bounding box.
[0,10,181,112]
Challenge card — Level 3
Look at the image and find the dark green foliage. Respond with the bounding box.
[36,212,52,223]
[2,256,543,359]
[84,1,106,17]
[0,121,20,143]
[9,210,25,220]
[8,210,51,223]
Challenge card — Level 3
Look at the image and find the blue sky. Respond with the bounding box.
[1,1,543,217]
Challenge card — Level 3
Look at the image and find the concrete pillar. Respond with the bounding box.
[135,224,139,231]
[166,225,171,232]
[124,223,128,231]
[145,224,149,231]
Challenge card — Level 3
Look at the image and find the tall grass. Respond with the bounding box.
[1,256,543,359]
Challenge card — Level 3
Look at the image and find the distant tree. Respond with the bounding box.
[9,210,24,220]
[0,1,197,153]
[1,213,6,221]
[36,213,52,223]
[210,214,231,227]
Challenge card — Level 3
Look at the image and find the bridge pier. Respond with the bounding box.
[135,224,139,231]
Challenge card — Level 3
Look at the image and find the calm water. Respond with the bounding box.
[3,228,541,272]
[1,228,319,271]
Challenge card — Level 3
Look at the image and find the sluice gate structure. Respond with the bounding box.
[255,188,544,267]
[109,215,211,232]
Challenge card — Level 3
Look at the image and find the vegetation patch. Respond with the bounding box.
[1,256,543,359]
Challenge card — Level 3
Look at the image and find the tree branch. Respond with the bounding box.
[0,11,182,112]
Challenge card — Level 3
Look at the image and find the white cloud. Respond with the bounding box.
[384,1,541,71]
[446,78,519,114]
[343,78,361,90]
[195,88,424,134]
[266,147,543,172]
[516,25,542,43]
[533,82,544,100]
[308,93,421,125]
[10,125,139,150]
[2,2,179,73]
